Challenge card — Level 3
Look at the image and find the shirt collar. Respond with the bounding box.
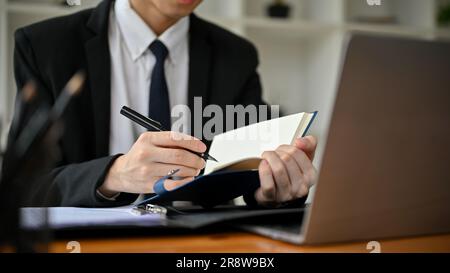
[114,0,189,64]
[158,16,189,65]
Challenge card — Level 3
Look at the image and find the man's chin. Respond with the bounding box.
[165,9,194,20]
[173,0,201,15]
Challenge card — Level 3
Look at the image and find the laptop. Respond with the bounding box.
[238,33,450,245]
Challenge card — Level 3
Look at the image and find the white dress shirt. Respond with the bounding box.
[108,0,190,156]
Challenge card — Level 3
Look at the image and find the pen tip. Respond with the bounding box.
[208,155,218,162]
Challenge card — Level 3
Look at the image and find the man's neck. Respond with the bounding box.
[130,0,179,36]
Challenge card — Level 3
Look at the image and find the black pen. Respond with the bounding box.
[120,106,218,162]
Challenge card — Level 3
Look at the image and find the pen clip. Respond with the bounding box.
[132,204,168,216]
[133,169,181,215]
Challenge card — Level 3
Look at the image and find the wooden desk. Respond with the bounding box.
[50,232,450,253]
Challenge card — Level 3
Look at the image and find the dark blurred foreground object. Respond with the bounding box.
[438,4,450,27]
[266,0,291,19]
[0,72,85,253]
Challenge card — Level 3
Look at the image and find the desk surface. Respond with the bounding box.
[50,232,450,253]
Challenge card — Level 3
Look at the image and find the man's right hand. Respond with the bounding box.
[98,131,207,197]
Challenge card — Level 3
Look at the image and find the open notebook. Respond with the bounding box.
[204,112,318,174]
[140,111,317,208]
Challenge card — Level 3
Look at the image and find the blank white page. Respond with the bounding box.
[205,113,307,174]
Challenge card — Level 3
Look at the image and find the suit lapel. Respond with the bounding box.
[188,14,212,111]
[84,0,113,156]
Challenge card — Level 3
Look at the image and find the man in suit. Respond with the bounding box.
[9,0,317,207]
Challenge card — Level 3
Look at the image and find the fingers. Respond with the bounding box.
[261,151,292,202]
[256,144,318,205]
[148,146,206,170]
[137,177,194,193]
[139,175,196,194]
[151,163,201,177]
[164,177,195,191]
[275,150,303,196]
[108,131,208,195]
[139,131,207,153]
[294,136,317,161]
[278,145,316,189]
[256,160,276,204]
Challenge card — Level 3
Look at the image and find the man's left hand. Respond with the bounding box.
[255,136,318,206]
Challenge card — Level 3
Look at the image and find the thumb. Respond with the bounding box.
[164,177,195,191]
[295,136,317,161]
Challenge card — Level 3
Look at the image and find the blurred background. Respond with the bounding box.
[1,0,450,169]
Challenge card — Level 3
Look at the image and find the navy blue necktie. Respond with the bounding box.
[149,40,171,131]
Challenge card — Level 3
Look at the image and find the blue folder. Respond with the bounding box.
[138,170,260,208]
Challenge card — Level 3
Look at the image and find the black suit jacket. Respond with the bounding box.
[8,0,267,207]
